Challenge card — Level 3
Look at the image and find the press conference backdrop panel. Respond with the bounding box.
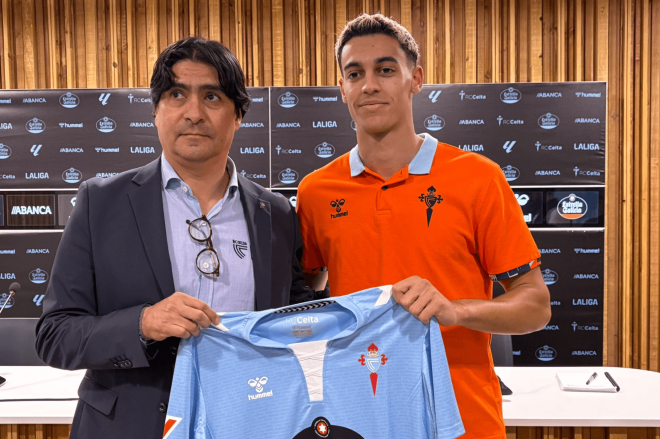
[0,83,606,366]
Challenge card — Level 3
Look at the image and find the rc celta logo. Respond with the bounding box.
[424,115,445,131]
[358,343,388,396]
[96,117,117,133]
[535,345,557,361]
[0,143,11,159]
[315,142,335,158]
[500,87,522,103]
[62,168,82,184]
[538,113,560,129]
[278,168,299,184]
[542,269,559,285]
[557,194,588,220]
[29,268,49,284]
[501,165,520,182]
[59,92,80,108]
[278,92,299,108]
[26,118,46,133]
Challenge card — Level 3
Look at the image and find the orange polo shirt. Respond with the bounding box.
[297,133,541,439]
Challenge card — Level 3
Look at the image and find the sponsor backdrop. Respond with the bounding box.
[0,83,605,366]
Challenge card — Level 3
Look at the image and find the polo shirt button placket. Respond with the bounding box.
[159,402,167,413]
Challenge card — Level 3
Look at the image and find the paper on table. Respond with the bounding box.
[556,373,618,393]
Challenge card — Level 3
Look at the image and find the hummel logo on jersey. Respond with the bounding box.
[330,199,348,219]
[358,343,388,396]
[99,93,111,105]
[232,239,248,259]
[247,377,273,401]
[503,141,516,153]
[419,186,442,227]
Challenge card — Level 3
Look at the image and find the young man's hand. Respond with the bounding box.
[392,276,461,326]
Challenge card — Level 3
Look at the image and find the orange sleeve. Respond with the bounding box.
[475,167,541,277]
[296,178,326,273]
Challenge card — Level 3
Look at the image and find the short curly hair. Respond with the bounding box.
[150,37,250,118]
[335,13,420,72]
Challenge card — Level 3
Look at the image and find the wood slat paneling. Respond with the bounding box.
[0,5,659,436]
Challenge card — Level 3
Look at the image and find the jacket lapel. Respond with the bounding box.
[127,158,176,300]
[237,175,272,311]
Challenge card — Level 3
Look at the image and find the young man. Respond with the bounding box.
[297,14,551,438]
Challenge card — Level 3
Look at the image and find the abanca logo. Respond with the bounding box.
[59,92,80,108]
[557,194,588,220]
[278,92,299,108]
[26,118,46,133]
[62,168,82,184]
[424,115,445,131]
[535,345,557,361]
[96,117,117,133]
[538,113,560,129]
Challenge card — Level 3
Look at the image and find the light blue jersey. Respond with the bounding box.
[164,286,464,439]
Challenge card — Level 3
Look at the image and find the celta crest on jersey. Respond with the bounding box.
[358,343,388,396]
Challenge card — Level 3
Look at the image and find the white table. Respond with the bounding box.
[1,366,659,428]
[496,366,660,427]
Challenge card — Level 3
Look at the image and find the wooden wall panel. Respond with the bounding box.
[0,0,659,406]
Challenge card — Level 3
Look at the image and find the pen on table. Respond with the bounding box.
[585,372,598,385]
[604,371,620,392]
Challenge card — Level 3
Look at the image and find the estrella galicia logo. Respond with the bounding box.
[315,142,335,158]
[33,294,45,306]
[62,168,82,184]
[59,92,80,108]
[501,165,520,182]
[500,87,522,104]
[538,113,560,129]
[278,168,299,184]
[96,117,117,133]
[535,345,557,362]
[29,268,49,284]
[419,186,442,227]
[424,115,445,131]
[0,143,11,159]
[557,194,588,220]
[351,120,357,131]
[232,239,248,259]
[542,269,559,285]
[26,118,46,133]
[0,293,14,309]
[278,92,299,108]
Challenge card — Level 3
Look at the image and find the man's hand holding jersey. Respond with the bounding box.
[141,292,221,341]
[392,267,551,335]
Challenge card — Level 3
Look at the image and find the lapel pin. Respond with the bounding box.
[260,203,265,209]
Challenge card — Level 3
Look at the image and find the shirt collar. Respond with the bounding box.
[161,154,239,193]
[349,133,439,177]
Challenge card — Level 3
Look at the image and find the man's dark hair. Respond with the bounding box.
[335,13,420,72]
[150,37,250,118]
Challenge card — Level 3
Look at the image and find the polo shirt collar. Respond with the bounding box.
[161,154,239,193]
[349,133,439,177]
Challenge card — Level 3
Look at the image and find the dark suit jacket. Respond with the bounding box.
[35,158,320,439]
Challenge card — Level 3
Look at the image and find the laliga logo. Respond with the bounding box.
[558,194,588,220]
[29,268,49,284]
[278,92,299,108]
[62,168,82,184]
[538,113,560,129]
[96,117,117,133]
[59,92,80,108]
[535,345,557,362]
[315,142,335,158]
[424,115,445,131]
[500,87,522,104]
[26,118,46,133]
[278,168,299,184]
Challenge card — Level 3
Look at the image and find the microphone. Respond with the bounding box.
[0,282,20,315]
[0,283,20,388]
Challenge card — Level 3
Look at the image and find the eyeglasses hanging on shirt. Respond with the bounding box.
[186,215,220,276]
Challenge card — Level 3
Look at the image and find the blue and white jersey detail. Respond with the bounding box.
[165,286,464,439]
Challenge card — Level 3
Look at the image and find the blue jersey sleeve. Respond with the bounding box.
[164,339,209,439]
[423,320,465,439]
